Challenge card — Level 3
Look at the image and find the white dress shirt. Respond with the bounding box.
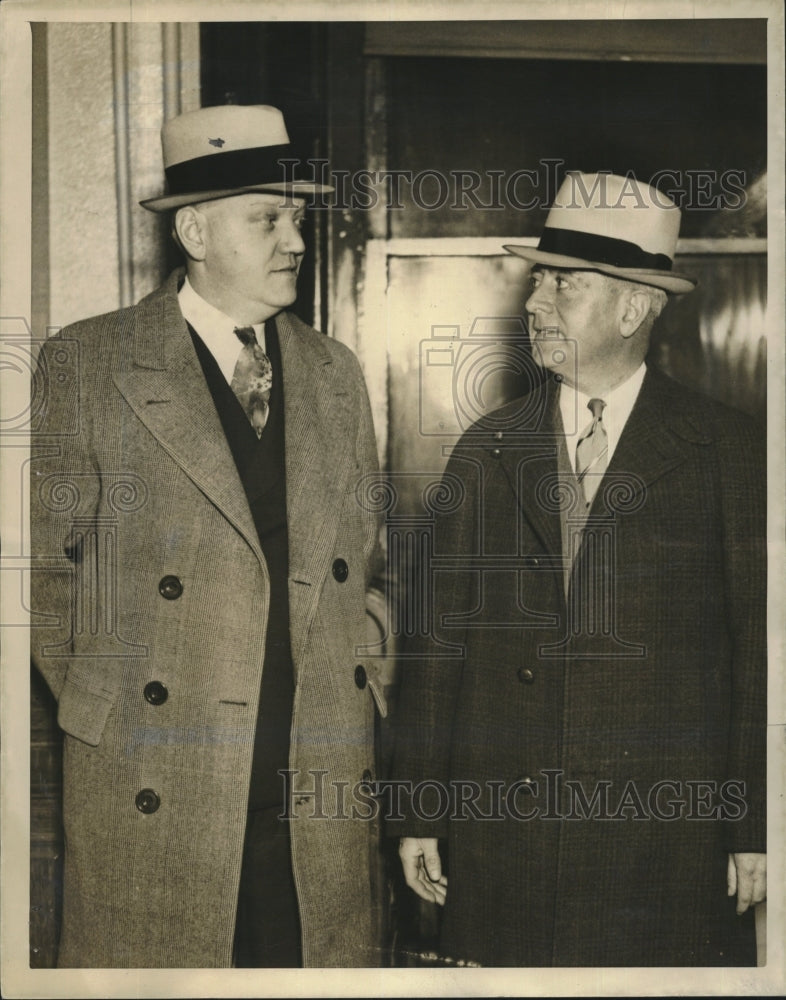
[178,276,266,385]
[558,363,646,473]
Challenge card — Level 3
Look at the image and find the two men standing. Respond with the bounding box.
[393,173,767,967]
[31,101,766,969]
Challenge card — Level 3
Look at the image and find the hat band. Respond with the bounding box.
[165,144,303,197]
[538,227,674,271]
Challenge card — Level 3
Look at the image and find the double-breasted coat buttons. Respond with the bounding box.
[354,664,367,689]
[143,681,168,705]
[158,575,183,600]
[135,789,161,814]
[517,667,535,684]
[332,558,349,582]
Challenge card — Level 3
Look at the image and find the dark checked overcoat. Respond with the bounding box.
[30,269,387,968]
[392,366,766,967]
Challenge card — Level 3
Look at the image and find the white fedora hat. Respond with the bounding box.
[140,104,333,213]
[504,172,696,294]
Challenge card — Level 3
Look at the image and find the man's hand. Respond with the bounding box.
[399,837,447,906]
[727,853,766,914]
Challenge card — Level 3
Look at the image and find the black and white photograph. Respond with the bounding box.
[0,1,783,997]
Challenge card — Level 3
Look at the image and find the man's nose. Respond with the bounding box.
[280,220,306,256]
[525,282,553,319]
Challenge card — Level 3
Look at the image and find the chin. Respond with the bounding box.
[534,346,564,371]
[272,296,297,313]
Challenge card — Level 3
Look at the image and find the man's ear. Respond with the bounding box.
[619,290,651,339]
[173,206,208,262]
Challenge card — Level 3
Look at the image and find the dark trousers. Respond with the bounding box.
[233,806,302,968]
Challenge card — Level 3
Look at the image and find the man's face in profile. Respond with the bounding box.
[525,265,627,384]
[196,192,308,322]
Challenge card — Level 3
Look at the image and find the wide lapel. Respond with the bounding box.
[495,375,564,561]
[592,365,698,518]
[112,271,264,567]
[276,312,356,666]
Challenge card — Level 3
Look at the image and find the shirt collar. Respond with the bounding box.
[178,276,266,384]
[604,362,647,434]
[559,362,646,467]
[560,363,645,430]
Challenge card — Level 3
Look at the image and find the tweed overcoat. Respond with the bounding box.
[392,366,766,967]
[30,270,386,968]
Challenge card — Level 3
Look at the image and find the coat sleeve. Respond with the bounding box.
[386,448,479,839]
[342,348,392,721]
[716,407,767,853]
[30,330,101,703]
[350,350,385,590]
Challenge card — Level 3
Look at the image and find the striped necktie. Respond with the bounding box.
[575,397,608,506]
[231,325,273,438]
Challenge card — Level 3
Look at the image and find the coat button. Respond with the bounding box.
[491,448,501,457]
[517,667,535,684]
[144,681,168,705]
[332,558,349,582]
[158,575,183,600]
[135,788,161,814]
[354,664,367,689]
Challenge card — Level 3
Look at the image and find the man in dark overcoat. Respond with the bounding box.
[391,172,766,966]
[31,105,387,968]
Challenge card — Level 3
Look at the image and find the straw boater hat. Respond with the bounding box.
[504,172,696,294]
[140,104,333,213]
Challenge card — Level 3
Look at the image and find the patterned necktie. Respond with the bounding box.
[231,325,273,438]
[575,397,608,506]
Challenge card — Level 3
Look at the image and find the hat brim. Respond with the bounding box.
[140,180,335,213]
[503,244,697,295]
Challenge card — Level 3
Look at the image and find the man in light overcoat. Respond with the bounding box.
[31,104,386,968]
[392,172,766,966]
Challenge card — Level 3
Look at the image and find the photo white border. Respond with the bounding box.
[1,1,784,997]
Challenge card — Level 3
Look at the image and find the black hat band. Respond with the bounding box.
[164,144,306,196]
[538,227,674,271]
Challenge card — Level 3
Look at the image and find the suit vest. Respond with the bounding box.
[189,321,294,811]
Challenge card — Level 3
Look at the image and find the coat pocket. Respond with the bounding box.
[56,662,121,746]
